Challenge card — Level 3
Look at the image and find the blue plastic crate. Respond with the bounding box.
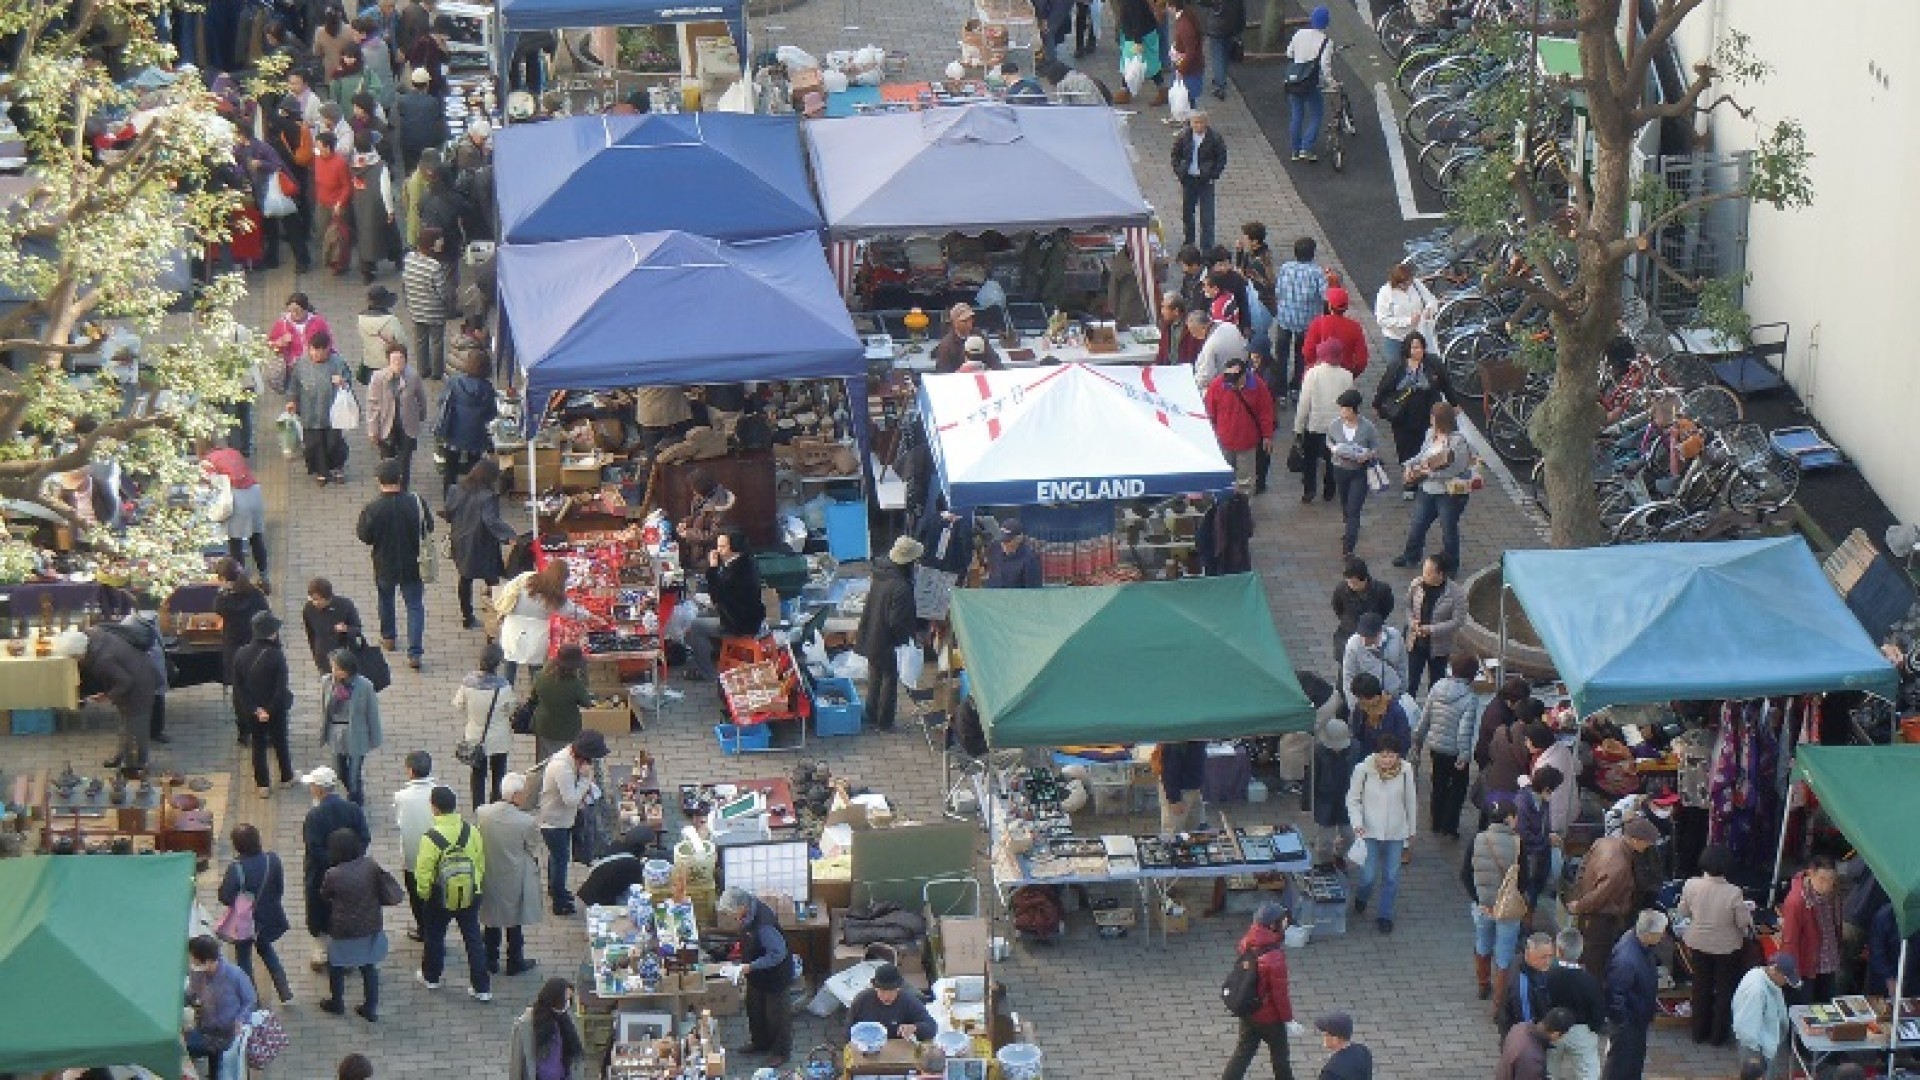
[824,499,870,562]
[10,708,55,735]
[811,676,863,737]
[715,723,772,754]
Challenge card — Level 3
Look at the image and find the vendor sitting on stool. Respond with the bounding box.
[684,527,764,681]
[847,963,937,1042]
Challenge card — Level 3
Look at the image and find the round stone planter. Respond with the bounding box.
[1457,564,1558,682]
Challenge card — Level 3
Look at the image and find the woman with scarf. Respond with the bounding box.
[347,130,395,284]
[232,125,290,270]
[319,647,384,805]
[1778,856,1843,1003]
[510,978,585,1080]
[1345,733,1418,934]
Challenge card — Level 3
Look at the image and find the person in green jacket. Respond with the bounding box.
[412,786,492,999]
[531,645,593,761]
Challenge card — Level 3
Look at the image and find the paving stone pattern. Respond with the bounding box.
[2,2,1739,1077]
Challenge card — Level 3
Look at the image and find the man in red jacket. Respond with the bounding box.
[1302,286,1369,378]
[1205,358,1276,495]
[1223,903,1296,1080]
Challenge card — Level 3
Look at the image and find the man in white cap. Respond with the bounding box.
[52,626,157,775]
[858,536,923,731]
[300,765,371,968]
[394,65,449,176]
[933,303,1003,373]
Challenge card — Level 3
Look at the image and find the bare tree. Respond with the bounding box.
[1449,0,1810,546]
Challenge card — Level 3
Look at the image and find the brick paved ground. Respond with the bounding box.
[4,1,1741,1077]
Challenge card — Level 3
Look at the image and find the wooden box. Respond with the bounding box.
[561,458,603,492]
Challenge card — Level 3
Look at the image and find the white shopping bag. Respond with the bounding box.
[1347,837,1368,867]
[896,642,926,688]
[1167,77,1192,121]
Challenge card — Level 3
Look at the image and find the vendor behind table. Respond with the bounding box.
[847,962,937,1042]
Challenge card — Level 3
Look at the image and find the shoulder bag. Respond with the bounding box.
[509,684,540,735]
[454,686,503,767]
[376,864,406,907]
[215,857,267,942]
[1491,833,1529,920]
[414,493,439,583]
[205,471,236,523]
[1285,35,1329,95]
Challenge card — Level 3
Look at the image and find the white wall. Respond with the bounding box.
[1670,0,1920,525]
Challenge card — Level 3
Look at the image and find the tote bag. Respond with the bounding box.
[328,384,361,431]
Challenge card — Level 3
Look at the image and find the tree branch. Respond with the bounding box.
[1607,188,1748,260]
[0,338,102,358]
[0,413,175,483]
[1624,0,1712,103]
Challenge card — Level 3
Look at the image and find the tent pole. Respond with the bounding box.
[1497,579,1509,681]
[1767,782,1795,909]
[1892,941,1910,1077]
[525,387,540,544]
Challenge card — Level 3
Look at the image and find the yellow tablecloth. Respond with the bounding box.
[0,654,80,712]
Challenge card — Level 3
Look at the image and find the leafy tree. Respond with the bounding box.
[0,0,269,585]
[1447,0,1811,546]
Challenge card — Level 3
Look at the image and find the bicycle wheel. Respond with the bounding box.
[1720,425,1800,513]
[1679,384,1743,428]
[1443,330,1509,400]
[1611,502,1687,545]
[1486,392,1541,464]
[1408,58,1478,101]
[1332,134,1345,172]
[1655,352,1717,390]
[1595,478,1643,535]
[1436,152,1485,211]
[1433,294,1502,343]
[1396,45,1455,95]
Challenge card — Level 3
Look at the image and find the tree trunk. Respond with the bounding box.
[1533,308,1613,548]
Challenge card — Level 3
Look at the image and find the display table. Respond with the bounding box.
[1788,1003,1920,1077]
[31,769,231,879]
[583,901,706,1038]
[0,653,80,712]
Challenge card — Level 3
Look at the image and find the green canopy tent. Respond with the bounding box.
[1795,745,1920,1070]
[0,854,196,1076]
[949,575,1315,747]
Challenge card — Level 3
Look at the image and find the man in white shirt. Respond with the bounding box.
[1732,954,1798,1077]
[1188,310,1246,390]
[392,749,437,939]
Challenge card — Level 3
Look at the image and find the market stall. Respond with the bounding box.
[497,0,747,114]
[1786,745,1920,1075]
[950,575,1320,939]
[0,853,195,1077]
[804,103,1159,340]
[495,113,822,244]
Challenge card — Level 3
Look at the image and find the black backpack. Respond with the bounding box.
[1221,943,1277,1017]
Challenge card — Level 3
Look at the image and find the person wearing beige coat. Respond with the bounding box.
[1345,737,1419,932]
[476,773,544,977]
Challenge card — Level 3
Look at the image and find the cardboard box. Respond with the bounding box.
[935,915,989,977]
[561,460,602,491]
[701,977,743,1016]
[581,703,633,737]
[1157,908,1191,935]
[530,444,562,483]
[789,67,823,109]
[587,659,625,692]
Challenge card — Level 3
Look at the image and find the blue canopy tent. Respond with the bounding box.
[500,230,865,411]
[1499,537,1900,717]
[495,114,821,244]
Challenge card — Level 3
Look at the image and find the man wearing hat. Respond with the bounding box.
[1732,953,1798,1077]
[846,963,936,1043]
[1221,903,1294,1080]
[395,66,449,177]
[536,730,610,915]
[301,765,372,968]
[1302,286,1368,378]
[985,519,1043,589]
[1567,819,1662,987]
[858,536,923,732]
[933,303,1003,373]
[1310,718,1363,865]
[52,625,158,776]
[1314,1013,1371,1080]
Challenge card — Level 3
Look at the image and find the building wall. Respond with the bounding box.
[1669,0,1919,525]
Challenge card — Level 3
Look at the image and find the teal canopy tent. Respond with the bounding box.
[1500,537,1898,717]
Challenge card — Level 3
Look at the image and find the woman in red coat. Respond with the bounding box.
[1222,903,1295,1080]
[1777,856,1842,1003]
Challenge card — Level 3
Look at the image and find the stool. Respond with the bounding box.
[717,635,778,674]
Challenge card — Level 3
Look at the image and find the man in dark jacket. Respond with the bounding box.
[54,625,159,775]
[394,68,447,176]
[985,520,1043,588]
[355,457,432,668]
[1546,929,1606,1080]
[686,527,765,681]
[233,611,296,793]
[302,578,363,674]
[1603,911,1665,1080]
[1310,719,1363,865]
[1330,558,1394,669]
[846,963,937,1042]
[1497,1009,1573,1080]
[1315,1013,1371,1080]
[857,537,921,732]
[1203,0,1247,99]
[1496,933,1556,1039]
[300,765,372,968]
[1158,740,1209,834]
[1169,111,1226,250]
[719,887,794,1067]
[1222,903,1294,1080]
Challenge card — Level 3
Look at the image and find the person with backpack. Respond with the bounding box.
[1221,902,1296,1080]
[413,785,492,1001]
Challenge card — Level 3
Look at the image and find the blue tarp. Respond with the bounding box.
[1501,537,1900,716]
[495,114,822,244]
[501,231,865,404]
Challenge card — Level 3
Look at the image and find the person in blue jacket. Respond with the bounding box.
[1603,910,1666,1080]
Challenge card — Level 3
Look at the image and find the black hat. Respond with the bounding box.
[571,730,610,760]
[251,611,282,637]
[870,963,905,990]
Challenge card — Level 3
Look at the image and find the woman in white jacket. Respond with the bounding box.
[495,562,586,685]
[1373,263,1436,363]
[1293,338,1355,504]
[1345,733,1419,934]
[453,642,519,808]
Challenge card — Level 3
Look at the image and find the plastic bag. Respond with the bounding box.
[1167,78,1192,121]
[896,642,925,688]
[261,175,297,218]
[275,411,303,458]
[1347,837,1369,867]
[1121,42,1147,97]
[829,650,868,682]
[328,385,361,430]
